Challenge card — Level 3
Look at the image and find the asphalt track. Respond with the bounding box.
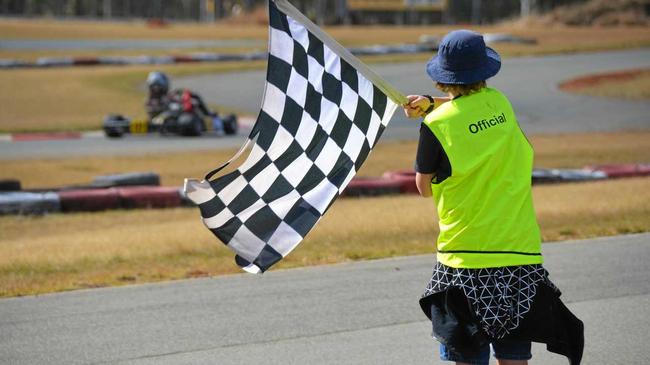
[1,233,649,364]
[1,48,649,159]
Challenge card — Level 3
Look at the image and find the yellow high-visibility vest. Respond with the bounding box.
[423,87,543,268]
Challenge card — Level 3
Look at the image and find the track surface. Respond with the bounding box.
[178,48,650,137]
[1,49,649,159]
[2,233,649,364]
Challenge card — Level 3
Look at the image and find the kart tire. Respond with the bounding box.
[588,164,650,179]
[117,186,182,209]
[160,119,175,136]
[58,188,120,212]
[224,114,238,135]
[185,118,203,137]
[0,192,61,215]
[0,179,21,191]
[103,114,128,138]
[341,178,402,197]
[382,170,418,194]
[104,128,124,138]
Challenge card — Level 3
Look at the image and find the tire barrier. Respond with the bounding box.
[0,192,61,215]
[117,186,182,209]
[0,59,29,68]
[36,57,75,67]
[58,188,120,212]
[532,168,607,184]
[1,163,646,215]
[0,43,435,70]
[482,33,537,45]
[381,170,419,194]
[0,179,21,192]
[342,178,403,197]
[588,164,650,179]
[92,172,160,188]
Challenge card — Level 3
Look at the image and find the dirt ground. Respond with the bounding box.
[560,68,650,100]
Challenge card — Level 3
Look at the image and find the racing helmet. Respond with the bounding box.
[146,71,170,95]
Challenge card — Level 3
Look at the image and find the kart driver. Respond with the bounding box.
[145,71,225,134]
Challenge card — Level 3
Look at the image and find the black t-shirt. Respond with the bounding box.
[414,123,451,184]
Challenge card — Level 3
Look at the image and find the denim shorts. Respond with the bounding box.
[439,340,532,365]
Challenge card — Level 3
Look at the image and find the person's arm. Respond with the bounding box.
[416,172,434,197]
[402,95,452,118]
[414,124,444,198]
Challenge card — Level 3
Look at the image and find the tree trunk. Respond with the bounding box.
[471,0,482,24]
[316,0,325,25]
[103,0,112,18]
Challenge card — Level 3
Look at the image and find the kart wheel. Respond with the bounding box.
[184,118,203,136]
[104,128,124,138]
[224,114,238,135]
[160,119,174,136]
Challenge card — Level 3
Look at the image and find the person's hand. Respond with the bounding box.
[402,95,431,119]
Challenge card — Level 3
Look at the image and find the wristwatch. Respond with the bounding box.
[424,95,435,114]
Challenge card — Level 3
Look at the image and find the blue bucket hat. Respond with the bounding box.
[426,30,501,85]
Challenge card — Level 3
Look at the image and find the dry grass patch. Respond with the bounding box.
[1,177,648,297]
[533,177,650,240]
[2,131,649,189]
[529,131,650,168]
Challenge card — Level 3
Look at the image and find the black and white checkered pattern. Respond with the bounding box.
[184,0,398,273]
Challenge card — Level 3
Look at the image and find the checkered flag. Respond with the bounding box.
[184,0,407,274]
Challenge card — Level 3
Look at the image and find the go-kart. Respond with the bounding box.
[103,98,237,138]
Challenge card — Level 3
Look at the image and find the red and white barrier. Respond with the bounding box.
[58,188,121,212]
[588,164,650,179]
[342,177,403,197]
[381,170,419,194]
[117,186,182,209]
[1,164,647,215]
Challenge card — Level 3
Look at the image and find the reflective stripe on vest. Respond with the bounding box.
[423,87,542,268]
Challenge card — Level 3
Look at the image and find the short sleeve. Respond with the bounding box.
[415,124,452,183]
[415,124,442,174]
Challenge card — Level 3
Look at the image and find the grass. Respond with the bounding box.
[1,131,649,189]
[1,21,649,133]
[0,177,648,297]
[560,68,650,100]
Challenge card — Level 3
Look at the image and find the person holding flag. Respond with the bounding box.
[403,30,584,365]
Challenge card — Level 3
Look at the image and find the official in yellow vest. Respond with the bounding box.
[403,30,583,365]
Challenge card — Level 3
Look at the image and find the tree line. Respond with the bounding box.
[0,0,589,24]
